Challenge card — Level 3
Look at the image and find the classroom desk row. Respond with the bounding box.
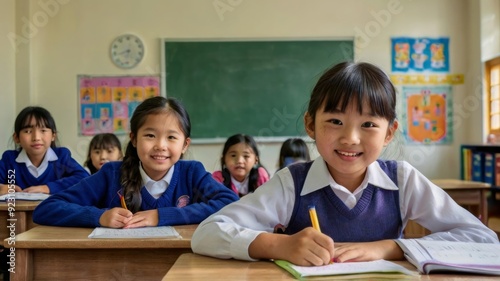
[4,226,499,281]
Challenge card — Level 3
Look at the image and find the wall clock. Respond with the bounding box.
[110,34,145,69]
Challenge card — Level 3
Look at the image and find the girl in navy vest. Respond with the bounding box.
[192,62,498,266]
[33,97,239,228]
[0,106,89,195]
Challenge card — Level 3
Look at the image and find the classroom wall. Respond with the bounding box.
[480,0,500,62]
[0,0,496,178]
[0,0,16,150]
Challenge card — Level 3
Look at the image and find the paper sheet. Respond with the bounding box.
[88,226,181,239]
[0,192,49,201]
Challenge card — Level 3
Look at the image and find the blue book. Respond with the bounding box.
[471,152,484,182]
[484,152,495,185]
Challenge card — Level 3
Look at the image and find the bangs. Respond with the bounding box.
[319,64,396,121]
[21,114,51,130]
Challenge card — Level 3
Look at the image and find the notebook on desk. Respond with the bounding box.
[0,192,49,201]
[88,226,181,239]
[396,239,500,275]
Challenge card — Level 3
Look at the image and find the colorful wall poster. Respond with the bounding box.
[401,86,453,144]
[78,75,160,136]
[391,37,449,73]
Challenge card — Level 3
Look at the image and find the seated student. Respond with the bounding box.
[0,106,89,195]
[278,138,311,170]
[192,62,499,266]
[84,133,123,174]
[33,96,239,228]
[212,134,269,197]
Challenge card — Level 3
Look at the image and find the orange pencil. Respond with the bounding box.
[120,195,128,210]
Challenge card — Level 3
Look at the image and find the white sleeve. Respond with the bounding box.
[398,161,499,243]
[191,168,296,260]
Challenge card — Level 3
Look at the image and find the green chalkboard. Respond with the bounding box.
[164,40,353,141]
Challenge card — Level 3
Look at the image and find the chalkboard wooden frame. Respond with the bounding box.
[161,38,354,143]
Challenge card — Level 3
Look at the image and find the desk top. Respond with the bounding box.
[162,253,500,281]
[0,200,41,211]
[431,179,491,190]
[5,224,196,249]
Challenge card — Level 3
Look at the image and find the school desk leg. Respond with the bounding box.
[10,249,32,281]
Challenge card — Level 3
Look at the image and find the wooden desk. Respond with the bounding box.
[0,201,40,241]
[404,179,491,238]
[4,224,196,281]
[163,253,500,281]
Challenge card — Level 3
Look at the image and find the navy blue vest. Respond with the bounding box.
[283,160,402,242]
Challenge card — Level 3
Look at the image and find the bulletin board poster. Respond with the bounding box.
[78,75,160,136]
[401,86,453,145]
[391,37,449,73]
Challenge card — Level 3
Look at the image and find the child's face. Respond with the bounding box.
[224,143,257,182]
[90,146,122,171]
[131,113,190,181]
[14,117,55,163]
[305,101,397,187]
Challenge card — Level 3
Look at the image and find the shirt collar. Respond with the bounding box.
[139,162,174,187]
[301,157,398,196]
[15,147,58,166]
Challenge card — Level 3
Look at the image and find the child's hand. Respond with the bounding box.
[0,184,22,195]
[99,207,133,228]
[123,209,159,229]
[249,227,334,266]
[23,185,50,194]
[334,240,404,262]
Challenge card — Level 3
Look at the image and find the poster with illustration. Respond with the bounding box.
[391,37,449,73]
[401,86,452,144]
[78,75,160,136]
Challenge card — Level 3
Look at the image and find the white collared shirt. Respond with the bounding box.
[139,163,174,199]
[16,148,58,178]
[231,175,249,195]
[192,157,499,261]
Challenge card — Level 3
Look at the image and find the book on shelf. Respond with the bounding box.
[484,152,495,186]
[471,151,484,182]
[274,259,416,279]
[396,239,500,275]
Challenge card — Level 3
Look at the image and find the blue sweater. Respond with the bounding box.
[0,148,89,193]
[284,160,403,241]
[33,160,240,227]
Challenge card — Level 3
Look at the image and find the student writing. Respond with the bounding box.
[278,138,311,170]
[192,62,499,266]
[84,133,123,174]
[33,97,239,228]
[0,106,89,195]
[212,134,269,197]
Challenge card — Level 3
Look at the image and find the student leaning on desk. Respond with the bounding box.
[33,96,239,228]
[192,61,499,267]
[0,106,89,195]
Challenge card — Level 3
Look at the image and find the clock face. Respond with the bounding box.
[110,34,145,69]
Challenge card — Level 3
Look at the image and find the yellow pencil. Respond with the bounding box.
[120,195,128,210]
[308,205,321,232]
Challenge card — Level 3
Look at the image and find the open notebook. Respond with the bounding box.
[0,192,49,201]
[396,239,500,275]
[275,259,416,279]
[88,226,181,239]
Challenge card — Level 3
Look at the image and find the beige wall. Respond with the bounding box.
[1,0,497,178]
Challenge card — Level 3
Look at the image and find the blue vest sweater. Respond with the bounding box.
[0,148,89,193]
[283,160,403,242]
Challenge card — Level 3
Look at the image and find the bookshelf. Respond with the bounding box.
[461,144,500,198]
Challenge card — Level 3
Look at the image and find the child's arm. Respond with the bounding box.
[332,240,404,262]
[45,147,90,194]
[399,161,499,243]
[99,208,133,228]
[0,184,22,195]
[21,184,49,193]
[249,227,334,266]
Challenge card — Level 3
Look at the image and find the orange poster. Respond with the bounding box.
[402,86,452,144]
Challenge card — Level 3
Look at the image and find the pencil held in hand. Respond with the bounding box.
[117,189,128,210]
[308,205,321,232]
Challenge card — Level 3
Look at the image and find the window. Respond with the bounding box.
[487,57,500,135]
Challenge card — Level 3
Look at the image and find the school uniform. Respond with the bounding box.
[212,167,269,195]
[32,160,240,227]
[0,147,89,193]
[192,157,499,261]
